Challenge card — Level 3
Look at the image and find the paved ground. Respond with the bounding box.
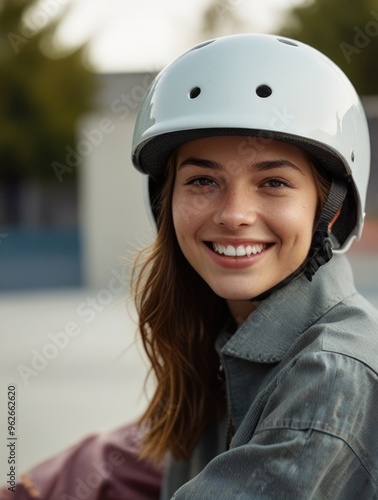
[0,238,377,482]
[0,289,150,479]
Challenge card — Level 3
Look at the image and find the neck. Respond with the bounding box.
[227,299,260,326]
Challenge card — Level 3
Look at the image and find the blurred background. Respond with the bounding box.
[0,0,377,478]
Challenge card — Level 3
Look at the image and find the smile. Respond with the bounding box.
[211,242,267,257]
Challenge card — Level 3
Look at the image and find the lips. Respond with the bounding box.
[210,242,268,257]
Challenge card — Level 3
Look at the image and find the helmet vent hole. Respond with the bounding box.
[189,87,201,99]
[277,38,298,47]
[256,84,272,98]
[190,40,215,51]
[351,150,355,162]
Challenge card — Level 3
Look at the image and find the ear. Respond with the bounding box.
[328,206,342,234]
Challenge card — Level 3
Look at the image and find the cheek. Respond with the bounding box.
[172,191,188,236]
[269,197,317,246]
[172,192,197,249]
[172,201,199,265]
[172,189,212,234]
[302,188,320,231]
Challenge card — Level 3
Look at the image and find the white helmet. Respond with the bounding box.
[132,34,370,255]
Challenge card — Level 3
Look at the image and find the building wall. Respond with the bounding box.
[0,178,81,291]
[362,96,378,217]
[79,73,156,289]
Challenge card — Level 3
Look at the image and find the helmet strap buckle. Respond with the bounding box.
[304,233,333,282]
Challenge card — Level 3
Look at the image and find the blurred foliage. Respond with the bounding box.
[278,0,378,95]
[0,0,95,181]
[198,0,248,40]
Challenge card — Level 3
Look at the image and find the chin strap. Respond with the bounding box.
[302,231,333,281]
[250,177,348,302]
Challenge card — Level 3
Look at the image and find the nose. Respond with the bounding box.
[213,185,257,230]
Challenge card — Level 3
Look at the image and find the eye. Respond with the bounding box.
[261,177,291,188]
[186,176,218,188]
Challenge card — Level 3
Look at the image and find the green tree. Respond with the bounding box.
[197,0,248,41]
[278,0,378,95]
[0,0,95,182]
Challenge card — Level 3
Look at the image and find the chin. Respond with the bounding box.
[211,287,262,301]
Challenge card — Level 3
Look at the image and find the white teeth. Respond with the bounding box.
[225,245,236,257]
[215,244,226,255]
[236,245,245,257]
[212,243,265,257]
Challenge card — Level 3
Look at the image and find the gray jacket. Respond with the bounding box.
[162,255,378,499]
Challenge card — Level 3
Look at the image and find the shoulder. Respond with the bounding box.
[261,294,378,450]
[314,291,378,373]
[258,348,378,476]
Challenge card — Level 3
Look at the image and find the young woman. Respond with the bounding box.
[3,34,378,499]
[131,33,378,498]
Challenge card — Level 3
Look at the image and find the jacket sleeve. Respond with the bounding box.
[171,352,378,499]
[0,423,164,500]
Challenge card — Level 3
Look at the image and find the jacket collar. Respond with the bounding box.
[221,255,356,364]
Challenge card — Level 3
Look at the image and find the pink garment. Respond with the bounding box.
[0,423,163,499]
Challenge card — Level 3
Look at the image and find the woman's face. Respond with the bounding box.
[172,136,319,319]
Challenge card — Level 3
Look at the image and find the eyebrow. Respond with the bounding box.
[178,158,220,170]
[178,157,305,175]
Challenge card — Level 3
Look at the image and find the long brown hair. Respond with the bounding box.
[132,156,228,463]
[131,149,332,463]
